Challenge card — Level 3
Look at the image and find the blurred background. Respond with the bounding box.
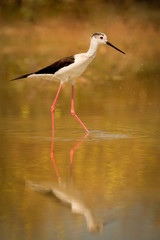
[0,1,160,240]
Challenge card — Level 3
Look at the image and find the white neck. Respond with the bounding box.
[87,38,99,58]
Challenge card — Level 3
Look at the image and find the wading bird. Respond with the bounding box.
[12,32,125,133]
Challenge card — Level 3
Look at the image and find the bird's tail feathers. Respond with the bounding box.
[10,73,32,81]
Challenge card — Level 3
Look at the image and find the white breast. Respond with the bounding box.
[54,53,94,83]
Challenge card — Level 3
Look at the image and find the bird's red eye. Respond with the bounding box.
[100,36,103,39]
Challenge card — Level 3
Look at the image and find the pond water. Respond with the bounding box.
[0,70,160,240]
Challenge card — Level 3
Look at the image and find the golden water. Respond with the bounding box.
[0,75,160,240]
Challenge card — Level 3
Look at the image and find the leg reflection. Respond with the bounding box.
[49,132,105,233]
[27,133,118,234]
[50,123,88,180]
[70,133,88,177]
[50,127,61,181]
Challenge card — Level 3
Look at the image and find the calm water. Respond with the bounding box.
[0,72,160,240]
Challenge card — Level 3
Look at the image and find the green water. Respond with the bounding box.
[0,70,160,239]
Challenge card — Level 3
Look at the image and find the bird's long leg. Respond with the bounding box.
[51,83,62,135]
[50,84,62,179]
[71,85,89,133]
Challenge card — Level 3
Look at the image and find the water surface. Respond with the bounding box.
[0,71,160,240]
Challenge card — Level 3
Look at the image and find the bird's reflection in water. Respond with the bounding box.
[27,132,118,234]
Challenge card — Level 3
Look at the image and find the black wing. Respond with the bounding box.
[11,56,75,81]
[35,56,75,74]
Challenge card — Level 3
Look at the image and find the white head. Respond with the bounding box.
[91,32,107,45]
[91,32,125,54]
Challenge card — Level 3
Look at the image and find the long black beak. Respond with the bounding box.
[106,41,126,54]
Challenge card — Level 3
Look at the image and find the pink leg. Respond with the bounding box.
[50,84,62,181]
[71,85,89,133]
[51,83,62,134]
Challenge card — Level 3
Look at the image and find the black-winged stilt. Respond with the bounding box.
[11,32,125,133]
